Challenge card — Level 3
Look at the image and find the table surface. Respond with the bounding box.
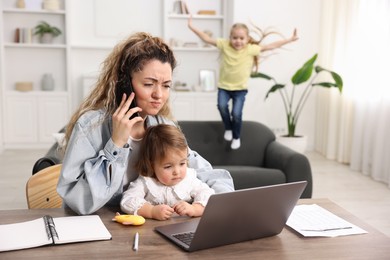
[1,198,389,259]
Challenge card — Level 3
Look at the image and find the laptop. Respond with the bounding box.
[155,181,307,252]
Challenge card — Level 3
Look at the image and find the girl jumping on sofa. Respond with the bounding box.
[188,17,298,149]
[120,124,215,220]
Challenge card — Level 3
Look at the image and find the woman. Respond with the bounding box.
[57,32,234,215]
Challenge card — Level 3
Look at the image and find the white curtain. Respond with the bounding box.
[316,0,390,187]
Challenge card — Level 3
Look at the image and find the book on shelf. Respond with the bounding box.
[197,10,216,15]
[183,42,199,48]
[14,28,33,44]
[172,0,189,14]
[0,215,112,252]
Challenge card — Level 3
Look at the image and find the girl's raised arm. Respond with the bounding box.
[261,28,299,52]
[188,15,217,46]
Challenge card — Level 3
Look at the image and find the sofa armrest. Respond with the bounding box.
[264,141,313,198]
[44,126,66,164]
[32,156,61,175]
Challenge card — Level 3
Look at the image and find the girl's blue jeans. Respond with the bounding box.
[217,88,248,139]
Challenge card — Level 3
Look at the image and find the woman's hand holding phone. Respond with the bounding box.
[112,93,143,147]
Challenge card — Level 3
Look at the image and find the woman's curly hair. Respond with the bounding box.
[63,32,177,151]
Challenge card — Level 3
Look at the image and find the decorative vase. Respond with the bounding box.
[43,0,60,10]
[40,33,54,44]
[41,73,55,91]
[276,135,308,154]
[16,0,25,8]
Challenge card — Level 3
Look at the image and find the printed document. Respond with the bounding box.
[286,204,367,237]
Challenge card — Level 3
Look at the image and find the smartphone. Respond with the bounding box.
[115,73,140,120]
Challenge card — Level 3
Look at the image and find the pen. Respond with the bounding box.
[133,232,139,251]
[301,226,352,232]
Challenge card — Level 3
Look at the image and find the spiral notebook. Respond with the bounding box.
[0,215,112,252]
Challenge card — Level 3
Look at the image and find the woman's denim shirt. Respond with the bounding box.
[57,109,234,215]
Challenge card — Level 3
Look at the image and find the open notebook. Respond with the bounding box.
[0,215,112,252]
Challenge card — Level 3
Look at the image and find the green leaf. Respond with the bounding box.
[314,66,343,92]
[265,84,285,99]
[34,21,62,37]
[257,53,343,137]
[250,72,273,80]
[291,54,317,85]
[331,71,343,92]
[315,65,325,73]
[312,82,337,88]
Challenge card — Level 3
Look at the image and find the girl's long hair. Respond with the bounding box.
[230,23,286,72]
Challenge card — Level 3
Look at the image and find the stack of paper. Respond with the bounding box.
[286,204,367,237]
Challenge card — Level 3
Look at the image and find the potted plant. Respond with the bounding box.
[251,54,343,151]
[34,21,62,44]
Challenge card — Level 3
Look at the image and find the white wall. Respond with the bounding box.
[67,0,322,150]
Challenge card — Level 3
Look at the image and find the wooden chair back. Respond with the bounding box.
[25,164,63,209]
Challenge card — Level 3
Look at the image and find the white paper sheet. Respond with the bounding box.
[286,204,368,237]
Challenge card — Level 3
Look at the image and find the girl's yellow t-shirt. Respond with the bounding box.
[216,39,261,91]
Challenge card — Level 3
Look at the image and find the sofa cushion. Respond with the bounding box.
[216,165,286,190]
[179,121,275,167]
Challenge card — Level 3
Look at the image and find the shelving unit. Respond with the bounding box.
[163,0,228,121]
[170,90,219,120]
[0,0,70,149]
[162,0,227,83]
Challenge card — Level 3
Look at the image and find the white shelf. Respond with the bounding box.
[172,90,217,95]
[6,90,68,96]
[2,8,65,15]
[4,43,66,49]
[172,46,218,52]
[71,44,114,50]
[167,14,224,20]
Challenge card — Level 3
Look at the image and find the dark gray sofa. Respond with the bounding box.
[178,121,312,198]
[38,120,312,198]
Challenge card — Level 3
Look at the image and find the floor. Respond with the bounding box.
[0,149,389,237]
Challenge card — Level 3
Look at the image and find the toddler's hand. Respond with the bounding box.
[152,204,174,220]
[173,201,196,217]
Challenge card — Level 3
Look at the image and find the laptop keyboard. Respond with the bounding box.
[173,232,195,246]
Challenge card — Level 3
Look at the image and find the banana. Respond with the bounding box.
[112,213,146,226]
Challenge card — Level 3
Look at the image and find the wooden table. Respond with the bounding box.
[1,198,389,259]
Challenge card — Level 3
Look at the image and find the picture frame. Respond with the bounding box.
[199,69,216,92]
